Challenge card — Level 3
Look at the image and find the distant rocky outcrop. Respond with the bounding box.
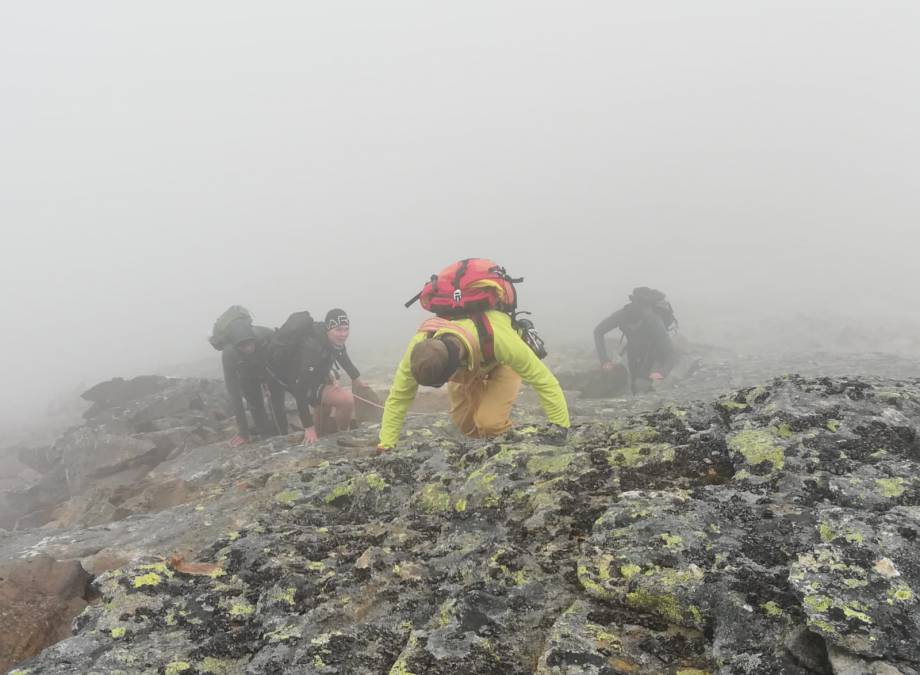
[2,377,232,532]
[4,373,919,674]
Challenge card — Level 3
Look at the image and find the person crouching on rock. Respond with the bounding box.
[377,310,570,451]
[594,286,678,394]
[287,309,367,446]
[221,320,288,447]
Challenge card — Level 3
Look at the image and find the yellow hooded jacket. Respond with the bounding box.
[378,311,570,448]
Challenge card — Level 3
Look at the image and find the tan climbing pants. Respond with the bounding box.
[447,365,522,438]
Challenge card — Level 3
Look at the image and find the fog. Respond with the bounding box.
[1,1,919,432]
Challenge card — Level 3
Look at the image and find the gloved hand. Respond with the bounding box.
[303,427,319,445]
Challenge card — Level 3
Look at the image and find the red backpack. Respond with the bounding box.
[406,259,548,363]
[405,258,521,317]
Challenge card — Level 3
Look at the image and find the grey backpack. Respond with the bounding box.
[208,305,253,350]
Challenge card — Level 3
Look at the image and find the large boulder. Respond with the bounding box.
[0,555,91,672]
[7,375,920,674]
[57,429,160,487]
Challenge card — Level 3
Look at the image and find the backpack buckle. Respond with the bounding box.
[453,289,462,304]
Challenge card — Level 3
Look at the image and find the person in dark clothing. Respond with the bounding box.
[221,320,288,446]
[594,287,677,394]
[269,309,366,446]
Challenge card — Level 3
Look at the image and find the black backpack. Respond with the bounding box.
[268,311,317,373]
[629,287,677,330]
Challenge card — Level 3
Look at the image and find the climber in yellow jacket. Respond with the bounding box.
[378,310,570,450]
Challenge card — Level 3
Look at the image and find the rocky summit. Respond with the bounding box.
[3,372,920,674]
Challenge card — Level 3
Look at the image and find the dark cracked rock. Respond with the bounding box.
[7,375,920,674]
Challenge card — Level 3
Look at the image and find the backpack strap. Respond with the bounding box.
[472,313,495,364]
[452,259,472,304]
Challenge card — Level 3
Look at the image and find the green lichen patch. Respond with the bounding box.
[324,481,354,504]
[818,521,865,545]
[787,542,912,653]
[525,451,574,475]
[875,477,906,498]
[887,584,914,604]
[607,443,675,468]
[606,423,661,445]
[660,533,684,551]
[728,429,785,471]
[625,586,704,630]
[389,631,420,675]
[199,657,233,674]
[416,482,452,512]
[223,598,255,619]
[463,467,501,508]
[132,572,162,588]
[265,623,303,643]
[719,400,750,412]
[842,604,873,624]
[365,472,389,491]
[804,594,832,613]
[438,599,456,628]
[137,562,173,577]
[620,564,642,580]
[774,423,794,439]
[577,563,614,601]
[269,586,297,605]
[274,489,302,505]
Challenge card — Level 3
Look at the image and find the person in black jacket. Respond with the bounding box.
[221,320,288,446]
[593,287,677,394]
[269,309,366,446]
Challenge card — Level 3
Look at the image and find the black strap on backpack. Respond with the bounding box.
[452,258,471,300]
[472,313,496,364]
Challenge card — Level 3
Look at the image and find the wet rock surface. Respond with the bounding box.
[3,370,920,674]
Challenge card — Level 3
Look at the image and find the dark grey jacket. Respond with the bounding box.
[221,325,276,434]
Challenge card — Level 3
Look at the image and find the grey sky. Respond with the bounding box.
[1,1,918,428]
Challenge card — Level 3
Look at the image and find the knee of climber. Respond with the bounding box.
[472,406,512,437]
[338,389,355,413]
[450,408,478,436]
[323,386,354,410]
